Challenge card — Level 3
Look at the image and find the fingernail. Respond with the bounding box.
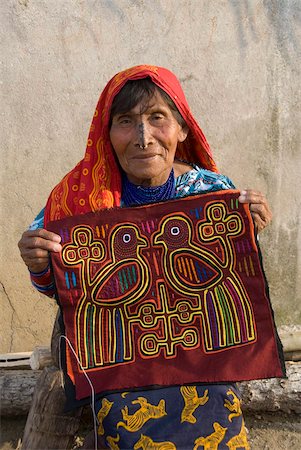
[54,244,62,252]
[240,190,247,196]
[53,235,62,242]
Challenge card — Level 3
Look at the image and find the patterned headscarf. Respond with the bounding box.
[44,65,218,225]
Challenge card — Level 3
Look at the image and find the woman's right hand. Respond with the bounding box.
[18,229,62,273]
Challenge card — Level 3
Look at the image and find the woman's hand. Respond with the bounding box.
[18,229,62,273]
[238,189,272,233]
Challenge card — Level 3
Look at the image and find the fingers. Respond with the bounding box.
[238,189,272,233]
[18,229,62,273]
[248,211,268,234]
[238,189,265,205]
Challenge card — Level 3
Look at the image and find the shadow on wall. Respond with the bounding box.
[228,0,301,63]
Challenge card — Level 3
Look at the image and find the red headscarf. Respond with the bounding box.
[44,65,218,226]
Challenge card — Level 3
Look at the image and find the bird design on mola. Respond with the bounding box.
[153,215,223,293]
[64,224,151,369]
[153,212,255,352]
[91,224,150,306]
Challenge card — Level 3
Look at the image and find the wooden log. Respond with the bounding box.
[239,361,301,414]
[22,366,82,450]
[30,346,54,370]
[0,352,32,369]
[284,350,301,362]
[1,362,300,417]
[51,310,62,368]
[278,328,301,353]
[0,369,41,416]
[6,343,297,374]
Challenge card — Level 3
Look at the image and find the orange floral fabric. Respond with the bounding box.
[44,65,218,225]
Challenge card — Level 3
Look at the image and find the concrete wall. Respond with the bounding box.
[1,0,300,352]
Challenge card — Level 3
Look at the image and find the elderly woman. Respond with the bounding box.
[19,65,271,449]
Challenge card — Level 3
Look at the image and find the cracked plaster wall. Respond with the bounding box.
[1,0,300,352]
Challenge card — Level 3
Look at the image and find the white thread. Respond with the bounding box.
[59,335,98,450]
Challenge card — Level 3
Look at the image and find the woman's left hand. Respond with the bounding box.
[238,189,272,233]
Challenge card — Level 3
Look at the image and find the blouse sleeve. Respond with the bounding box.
[28,208,56,298]
[175,166,236,198]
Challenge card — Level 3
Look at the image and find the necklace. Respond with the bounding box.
[122,169,175,207]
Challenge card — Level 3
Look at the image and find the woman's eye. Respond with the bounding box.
[152,114,164,121]
[150,114,166,126]
[114,116,133,127]
[119,118,132,125]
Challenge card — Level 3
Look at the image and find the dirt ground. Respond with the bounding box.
[1,411,301,450]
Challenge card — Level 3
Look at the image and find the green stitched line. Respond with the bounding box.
[216,287,233,345]
[122,269,128,291]
[118,270,124,293]
[127,266,132,285]
[132,265,137,283]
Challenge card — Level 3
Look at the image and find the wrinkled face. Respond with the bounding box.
[109,91,188,187]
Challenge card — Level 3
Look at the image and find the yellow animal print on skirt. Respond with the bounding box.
[97,398,113,435]
[134,434,176,449]
[106,434,120,450]
[180,386,209,423]
[226,420,250,450]
[117,396,167,432]
[194,422,227,450]
[224,389,242,422]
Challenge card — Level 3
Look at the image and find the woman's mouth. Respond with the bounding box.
[132,154,161,160]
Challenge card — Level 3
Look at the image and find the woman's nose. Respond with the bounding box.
[138,123,146,148]
[135,120,153,149]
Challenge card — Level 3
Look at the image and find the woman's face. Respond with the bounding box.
[109,91,188,187]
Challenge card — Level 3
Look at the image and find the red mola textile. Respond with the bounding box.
[48,190,285,401]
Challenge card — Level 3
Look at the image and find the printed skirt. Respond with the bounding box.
[94,383,250,449]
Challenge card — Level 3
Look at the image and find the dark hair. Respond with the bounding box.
[110,78,186,128]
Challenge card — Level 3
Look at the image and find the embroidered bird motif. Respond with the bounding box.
[153,215,223,295]
[92,224,150,306]
[153,214,255,352]
[180,385,209,423]
[224,389,242,422]
[97,398,113,435]
[117,397,166,432]
[194,422,227,450]
[134,434,176,449]
[75,224,151,367]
